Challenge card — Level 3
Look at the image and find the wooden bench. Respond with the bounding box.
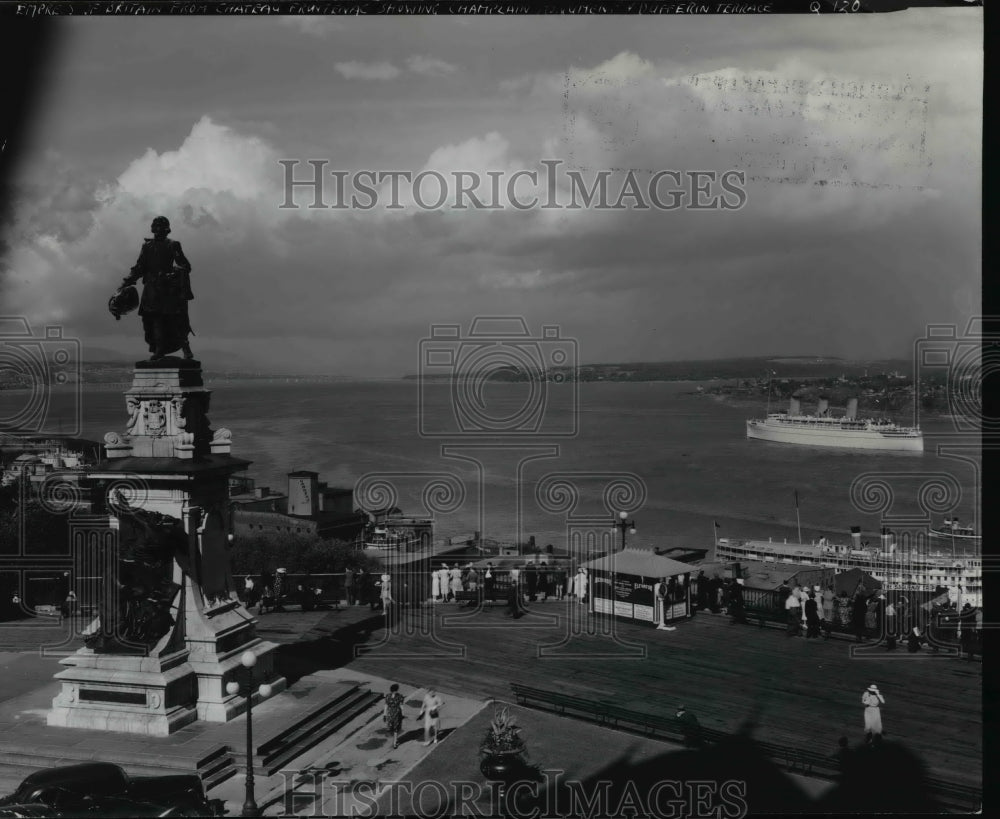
[510,683,609,721]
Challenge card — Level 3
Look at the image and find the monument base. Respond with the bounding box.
[47,648,199,736]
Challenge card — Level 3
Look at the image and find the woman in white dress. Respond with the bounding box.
[449,566,463,599]
[437,565,451,602]
[431,569,441,603]
[861,684,885,743]
[419,689,444,745]
[574,568,588,603]
[380,573,393,611]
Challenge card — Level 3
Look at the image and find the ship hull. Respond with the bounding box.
[715,538,981,608]
[746,420,923,452]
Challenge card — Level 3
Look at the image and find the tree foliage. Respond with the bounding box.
[230,531,380,576]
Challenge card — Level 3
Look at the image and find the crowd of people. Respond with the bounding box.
[428,562,582,605]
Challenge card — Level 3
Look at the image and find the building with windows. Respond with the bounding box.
[231,471,367,543]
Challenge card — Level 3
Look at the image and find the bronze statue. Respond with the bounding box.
[86,493,190,653]
[116,216,195,361]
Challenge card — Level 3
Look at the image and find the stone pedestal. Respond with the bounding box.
[48,646,198,736]
[49,358,285,733]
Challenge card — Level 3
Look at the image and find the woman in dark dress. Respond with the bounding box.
[383,683,405,749]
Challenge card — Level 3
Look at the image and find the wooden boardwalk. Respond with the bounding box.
[308,602,983,791]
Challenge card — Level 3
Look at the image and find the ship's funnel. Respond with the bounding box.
[850,526,861,551]
[881,527,895,555]
[846,398,858,420]
[817,397,829,416]
[789,397,801,415]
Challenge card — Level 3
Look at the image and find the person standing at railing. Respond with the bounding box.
[483,563,495,600]
[805,591,821,638]
[437,564,451,603]
[344,567,355,607]
[884,599,897,650]
[785,587,802,637]
[851,592,868,642]
[449,565,463,601]
[958,604,976,661]
[729,578,747,625]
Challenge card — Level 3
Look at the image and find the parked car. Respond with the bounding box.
[0,762,220,817]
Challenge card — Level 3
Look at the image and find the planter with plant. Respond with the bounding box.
[479,705,527,779]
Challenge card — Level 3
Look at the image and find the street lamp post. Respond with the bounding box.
[612,511,636,552]
[226,650,272,818]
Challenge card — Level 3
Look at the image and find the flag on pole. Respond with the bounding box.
[794,490,799,509]
[714,521,721,529]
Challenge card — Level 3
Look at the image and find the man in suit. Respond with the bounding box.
[120,216,194,360]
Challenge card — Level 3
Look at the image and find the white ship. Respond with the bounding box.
[714,528,981,607]
[746,397,923,452]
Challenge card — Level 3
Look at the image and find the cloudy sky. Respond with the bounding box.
[0,11,982,376]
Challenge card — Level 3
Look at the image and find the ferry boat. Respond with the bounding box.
[714,529,981,607]
[746,397,923,452]
[929,517,981,543]
[361,525,419,551]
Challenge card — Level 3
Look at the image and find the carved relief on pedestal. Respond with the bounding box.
[171,395,187,431]
[210,428,233,455]
[104,431,132,458]
[125,397,141,434]
[143,400,168,437]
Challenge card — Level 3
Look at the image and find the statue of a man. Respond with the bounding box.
[120,216,195,361]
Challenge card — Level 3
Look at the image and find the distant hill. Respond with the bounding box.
[405,356,913,382]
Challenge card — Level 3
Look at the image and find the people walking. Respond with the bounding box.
[382,683,405,749]
[573,567,587,604]
[419,689,444,745]
[861,684,885,744]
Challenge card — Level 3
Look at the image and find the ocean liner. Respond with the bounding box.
[714,528,981,607]
[746,397,923,452]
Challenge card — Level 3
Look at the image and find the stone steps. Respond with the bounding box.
[249,684,383,776]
